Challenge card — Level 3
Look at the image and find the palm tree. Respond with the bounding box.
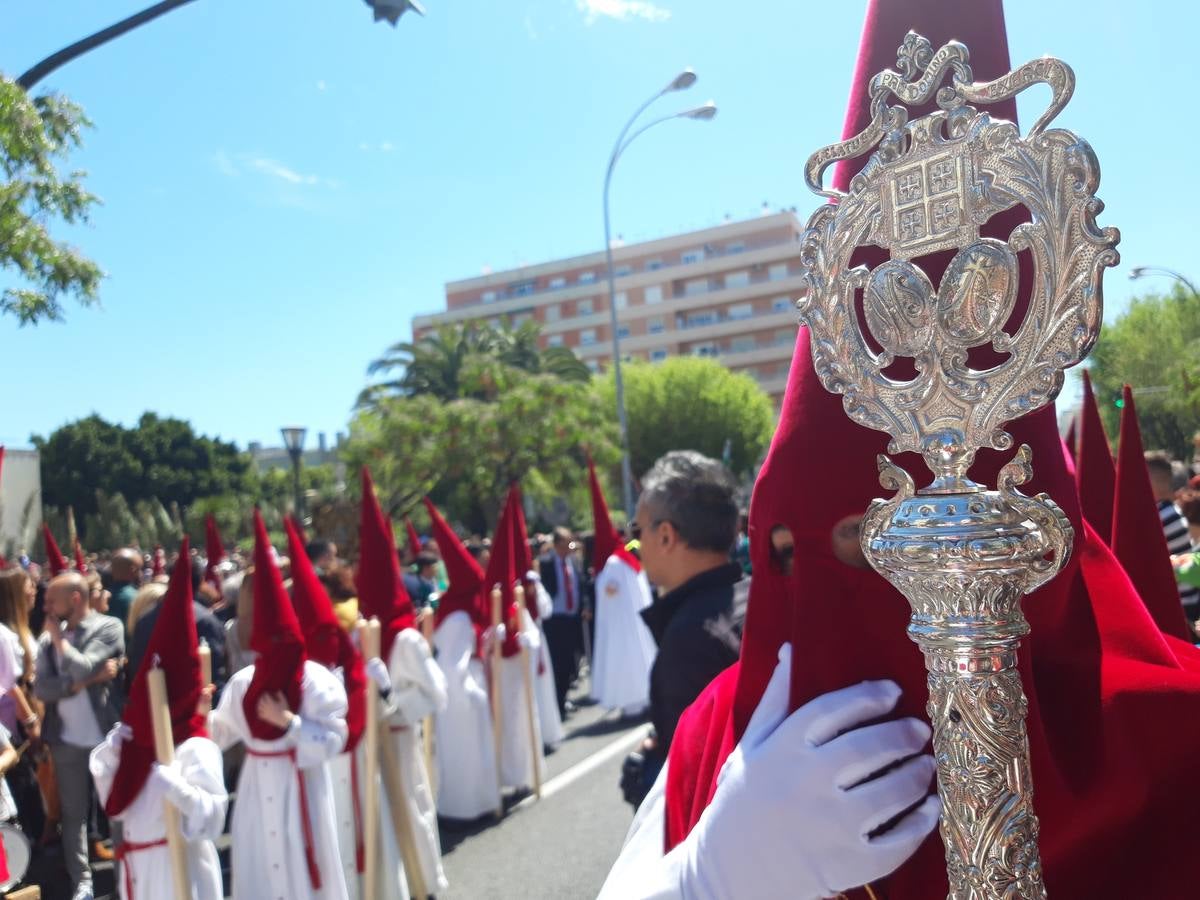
[359,319,591,407]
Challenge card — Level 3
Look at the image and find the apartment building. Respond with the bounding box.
[411,211,807,407]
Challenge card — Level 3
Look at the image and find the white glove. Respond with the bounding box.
[150,762,200,813]
[677,643,939,899]
[483,624,507,649]
[105,723,133,753]
[366,657,392,694]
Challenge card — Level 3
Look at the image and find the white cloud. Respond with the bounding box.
[316,79,327,92]
[524,14,538,40]
[213,152,337,188]
[379,141,394,152]
[576,0,670,24]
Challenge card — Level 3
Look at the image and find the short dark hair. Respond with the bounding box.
[552,527,573,546]
[414,552,438,570]
[466,542,485,561]
[639,450,738,553]
[306,539,335,562]
[1145,450,1174,480]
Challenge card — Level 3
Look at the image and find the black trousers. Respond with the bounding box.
[542,614,583,714]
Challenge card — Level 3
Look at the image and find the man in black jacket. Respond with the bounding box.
[539,527,586,716]
[635,451,746,776]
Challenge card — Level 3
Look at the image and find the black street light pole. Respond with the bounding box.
[281,427,308,522]
[16,0,420,92]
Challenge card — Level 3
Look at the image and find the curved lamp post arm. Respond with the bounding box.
[17,0,201,91]
[1129,265,1200,299]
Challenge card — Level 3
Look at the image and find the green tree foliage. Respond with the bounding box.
[33,413,255,522]
[0,76,103,324]
[346,362,619,534]
[360,319,592,406]
[1087,284,1200,459]
[599,356,775,481]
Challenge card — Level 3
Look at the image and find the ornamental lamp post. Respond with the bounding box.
[280,426,308,521]
[603,68,717,517]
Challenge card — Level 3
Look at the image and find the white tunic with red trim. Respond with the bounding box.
[210,661,349,900]
[382,626,449,895]
[90,735,227,900]
[496,608,545,793]
[591,553,657,713]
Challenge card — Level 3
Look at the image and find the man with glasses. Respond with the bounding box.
[631,451,747,797]
[539,527,586,717]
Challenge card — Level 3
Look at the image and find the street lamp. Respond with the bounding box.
[17,0,418,91]
[603,69,717,517]
[1129,265,1200,299]
[281,427,308,521]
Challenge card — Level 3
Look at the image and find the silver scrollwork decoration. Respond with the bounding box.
[797,32,1119,900]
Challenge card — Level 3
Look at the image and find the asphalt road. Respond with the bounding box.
[30,674,646,900]
[439,686,648,900]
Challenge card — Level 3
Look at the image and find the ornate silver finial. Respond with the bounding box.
[797,33,1119,900]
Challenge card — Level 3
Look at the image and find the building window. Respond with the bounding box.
[549,276,566,289]
[578,271,596,284]
[617,325,631,339]
[730,336,757,353]
[580,328,597,346]
[614,291,628,310]
[769,263,790,281]
[684,278,708,297]
[651,349,668,362]
[545,304,561,323]
[510,279,537,296]
[615,265,633,277]
[644,285,663,305]
[646,259,664,271]
[681,248,705,265]
[512,312,531,326]
[577,298,594,316]
[587,360,601,373]
[727,241,746,254]
[690,342,718,357]
[648,317,665,334]
[488,317,501,329]
[772,295,793,313]
[686,311,717,328]
[775,328,793,346]
[547,334,564,347]
[482,290,497,303]
[725,270,751,289]
[727,302,753,321]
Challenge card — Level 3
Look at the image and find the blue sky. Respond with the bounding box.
[2,0,1195,451]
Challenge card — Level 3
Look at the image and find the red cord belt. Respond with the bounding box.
[246,746,322,890]
[116,836,168,900]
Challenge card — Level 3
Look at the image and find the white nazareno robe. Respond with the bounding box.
[590,555,657,714]
[495,610,545,793]
[211,661,349,900]
[91,735,227,900]
[329,696,408,900]
[432,611,501,819]
[527,580,564,746]
[380,626,449,895]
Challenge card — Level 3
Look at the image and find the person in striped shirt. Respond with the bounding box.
[1146,451,1199,619]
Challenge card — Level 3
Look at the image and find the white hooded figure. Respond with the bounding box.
[525,573,565,746]
[491,608,545,793]
[432,609,502,819]
[211,661,350,900]
[590,549,658,715]
[91,730,227,900]
[378,624,450,896]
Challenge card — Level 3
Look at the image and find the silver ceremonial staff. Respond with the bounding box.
[796,33,1119,899]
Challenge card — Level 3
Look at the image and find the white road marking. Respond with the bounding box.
[512,722,652,811]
